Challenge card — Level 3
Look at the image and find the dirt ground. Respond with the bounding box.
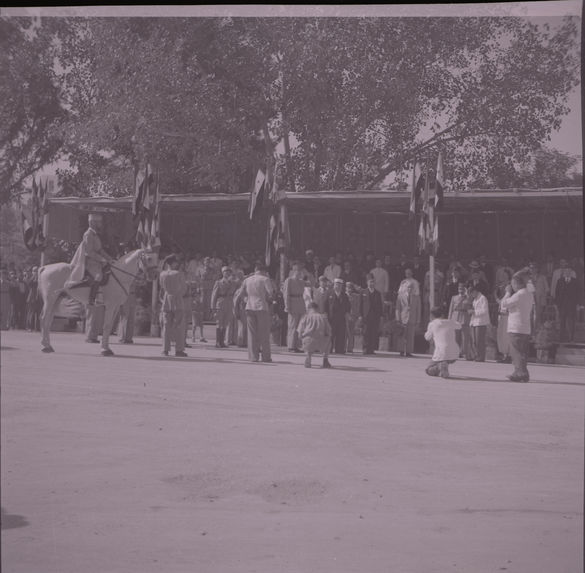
[1,329,583,573]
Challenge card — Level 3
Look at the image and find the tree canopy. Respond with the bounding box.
[1,15,581,201]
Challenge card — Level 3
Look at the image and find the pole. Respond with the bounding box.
[40,210,49,267]
[279,201,288,286]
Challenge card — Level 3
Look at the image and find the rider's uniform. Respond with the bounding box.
[69,226,110,285]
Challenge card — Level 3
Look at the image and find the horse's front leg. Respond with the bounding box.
[100,305,119,356]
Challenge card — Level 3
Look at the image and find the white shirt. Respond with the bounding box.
[470,294,490,327]
[501,288,534,335]
[370,267,389,295]
[425,318,461,362]
[323,263,341,282]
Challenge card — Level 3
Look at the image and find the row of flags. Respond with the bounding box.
[132,163,161,250]
[409,151,444,256]
[21,178,49,251]
[247,161,290,267]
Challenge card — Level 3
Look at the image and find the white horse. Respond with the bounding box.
[38,249,159,355]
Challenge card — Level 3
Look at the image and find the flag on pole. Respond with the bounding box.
[408,161,423,219]
[133,163,159,249]
[435,151,444,209]
[248,168,267,220]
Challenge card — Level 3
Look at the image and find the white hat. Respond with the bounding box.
[333,278,344,284]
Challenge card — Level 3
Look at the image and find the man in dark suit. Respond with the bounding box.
[360,274,383,355]
[555,268,579,342]
[325,278,351,354]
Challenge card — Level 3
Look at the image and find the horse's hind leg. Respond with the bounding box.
[40,294,59,352]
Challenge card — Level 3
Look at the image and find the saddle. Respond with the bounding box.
[66,264,111,290]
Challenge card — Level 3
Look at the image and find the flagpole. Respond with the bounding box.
[40,210,49,267]
[279,201,287,286]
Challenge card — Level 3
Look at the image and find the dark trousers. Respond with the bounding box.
[559,308,576,342]
[509,332,530,378]
[330,319,346,354]
[363,317,379,353]
[471,325,487,361]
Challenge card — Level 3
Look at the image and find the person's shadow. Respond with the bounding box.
[1,507,29,530]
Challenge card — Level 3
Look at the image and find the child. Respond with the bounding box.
[297,302,333,369]
[424,307,462,378]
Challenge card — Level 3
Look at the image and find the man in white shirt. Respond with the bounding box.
[323,256,341,283]
[468,285,490,362]
[501,273,534,382]
[370,258,389,299]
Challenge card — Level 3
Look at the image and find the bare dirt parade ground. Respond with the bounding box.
[1,329,583,573]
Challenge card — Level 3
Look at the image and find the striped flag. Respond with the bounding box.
[133,163,159,249]
[248,168,266,220]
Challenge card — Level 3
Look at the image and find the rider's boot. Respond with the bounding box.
[219,328,227,348]
[215,328,221,348]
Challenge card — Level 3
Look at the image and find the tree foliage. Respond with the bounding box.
[3,15,581,199]
[0,17,67,205]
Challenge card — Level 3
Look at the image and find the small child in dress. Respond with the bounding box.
[424,306,462,378]
[297,302,333,369]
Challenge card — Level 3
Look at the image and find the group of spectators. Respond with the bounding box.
[2,247,583,367]
[0,265,42,331]
[150,247,583,363]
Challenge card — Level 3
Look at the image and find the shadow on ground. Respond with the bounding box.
[1,507,29,530]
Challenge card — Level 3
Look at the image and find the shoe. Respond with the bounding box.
[184,343,192,349]
[405,353,413,357]
[120,339,134,344]
[289,348,302,353]
[175,351,188,357]
[86,338,99,343]
[507,374,529,382]
[162,350,169,356]
[200,338,207,343]
[262,358,273,363]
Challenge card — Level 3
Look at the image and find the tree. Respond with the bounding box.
[39,16,581,195]
[0,17,67,205]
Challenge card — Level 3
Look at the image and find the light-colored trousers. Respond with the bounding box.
[287,312,304,350]
[246,310,271,361]
[162,309,185,353]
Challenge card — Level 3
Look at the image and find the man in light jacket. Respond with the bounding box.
[501,273,535,382]
[468,284,490,362]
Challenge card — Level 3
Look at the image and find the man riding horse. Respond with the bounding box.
[66,213,114,305]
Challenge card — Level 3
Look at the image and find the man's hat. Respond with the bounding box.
[88,213,103,222]
[333,278,344,284]
[221,266,231,273]
[163,254,177,267]
[469,260,480,269]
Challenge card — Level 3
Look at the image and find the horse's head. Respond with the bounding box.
[138,249,160,281]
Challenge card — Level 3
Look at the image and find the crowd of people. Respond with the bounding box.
[2,241,583,379]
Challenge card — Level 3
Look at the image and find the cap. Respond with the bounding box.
[469,260,480,269]
[333,278,344,284]
[221,266,231,273]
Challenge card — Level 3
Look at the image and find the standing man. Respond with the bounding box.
[282,261,306,353]
[468,285,491,362]
[211,266,237,348]
[159,255,188,357]
[324,278,351,354]
[555,267,579,342]
[234,263,274,363]
[370,258,390,300]
[360,274,384,355]
[297,302,333,369]
[345,282,362,353]
[501,273,534,382]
